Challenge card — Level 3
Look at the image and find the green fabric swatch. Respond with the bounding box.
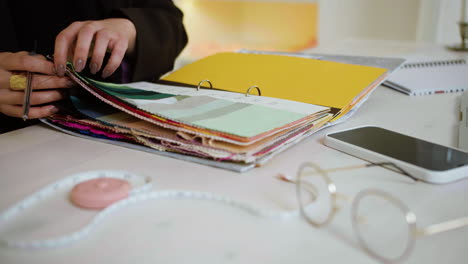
[85,78,174,100]
[192,104,305,138]
[67,64,174,100]
[68,64,307,138]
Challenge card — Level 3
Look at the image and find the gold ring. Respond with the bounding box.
[9,73,27,90]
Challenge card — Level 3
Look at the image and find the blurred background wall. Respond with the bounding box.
[319,0,461,45]
[174,0,464,62]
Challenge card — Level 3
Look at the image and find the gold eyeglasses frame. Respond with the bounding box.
[291,162,468,263]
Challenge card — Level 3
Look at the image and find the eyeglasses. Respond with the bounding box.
[280,162,468,263]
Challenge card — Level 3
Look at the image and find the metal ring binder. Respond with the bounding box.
[197,79,213,91]
[245,85,261,97]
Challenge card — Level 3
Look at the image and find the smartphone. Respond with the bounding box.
[324,126,468,184]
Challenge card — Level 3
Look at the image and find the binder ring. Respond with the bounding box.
[245,85,261,97]
[197,79,213,91]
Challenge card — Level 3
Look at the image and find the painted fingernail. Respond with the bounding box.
[102,70,111,79]
[66,79,75,87]
[49,105,60,114]
[90,63,98,75]
[74,59,84,72]
[56,64,65,77]
[60,90,70,99]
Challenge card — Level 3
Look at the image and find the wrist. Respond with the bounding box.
[105,18,137,55]
[121,18,137,55]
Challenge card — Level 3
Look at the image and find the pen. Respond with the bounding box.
[22,45,37,121]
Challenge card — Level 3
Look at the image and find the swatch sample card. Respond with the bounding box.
[40,52,397,172]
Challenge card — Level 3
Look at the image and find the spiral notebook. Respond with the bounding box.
[384,59,468,96]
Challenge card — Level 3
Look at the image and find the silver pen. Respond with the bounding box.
[22,47,37,121]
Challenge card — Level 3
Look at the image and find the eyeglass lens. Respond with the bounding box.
[297,165,335,226]
[352,191,415,262]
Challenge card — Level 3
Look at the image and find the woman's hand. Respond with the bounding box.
[0,52,73,119]
[54,18,137,79]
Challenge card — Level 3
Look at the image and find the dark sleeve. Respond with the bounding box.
[115,1,188,82]
[0,0,18,51]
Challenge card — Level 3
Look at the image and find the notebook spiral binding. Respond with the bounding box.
[402,59,466,69]
[384,58,468,96]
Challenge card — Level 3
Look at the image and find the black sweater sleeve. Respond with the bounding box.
[116,1,188,82]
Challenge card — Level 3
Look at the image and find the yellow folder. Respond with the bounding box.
[162,52,387,109]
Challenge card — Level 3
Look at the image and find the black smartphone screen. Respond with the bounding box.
[328,126,468,171]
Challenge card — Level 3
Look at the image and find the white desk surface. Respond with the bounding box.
[1,41,468,264]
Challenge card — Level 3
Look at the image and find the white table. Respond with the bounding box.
[1,41,467,264]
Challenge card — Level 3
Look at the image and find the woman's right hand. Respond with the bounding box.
[0,51,74,119]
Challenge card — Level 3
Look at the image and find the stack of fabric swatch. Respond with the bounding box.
[41,52,404,172]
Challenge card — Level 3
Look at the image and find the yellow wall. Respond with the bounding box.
[176,0,318,61]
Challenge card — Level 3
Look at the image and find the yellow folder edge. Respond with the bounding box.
[162,52,387,109]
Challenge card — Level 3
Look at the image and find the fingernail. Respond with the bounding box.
[102,70,111,79]
[66,79,75,87]
[74,59,84,72]
[90,63,98,75]
[60,90,69,99]
[49,105,60,114]
[56,64,65,77]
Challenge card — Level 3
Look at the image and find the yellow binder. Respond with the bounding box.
[162,52,387,110]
